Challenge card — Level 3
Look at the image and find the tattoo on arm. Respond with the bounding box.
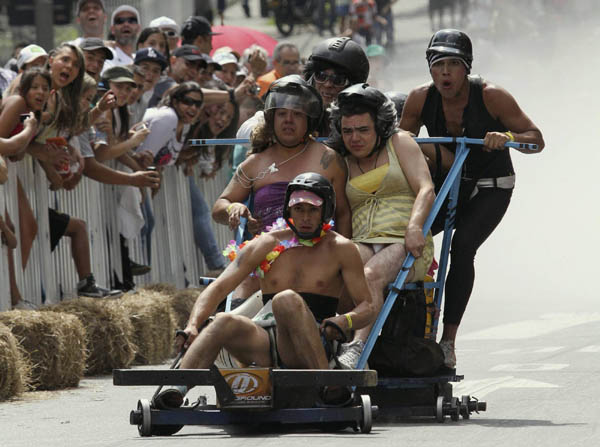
[320,151,335,169]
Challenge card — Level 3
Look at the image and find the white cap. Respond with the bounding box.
[17,45,48,70]
[149,16,179,34]
[213,51,238,68]
[111,5,140,25]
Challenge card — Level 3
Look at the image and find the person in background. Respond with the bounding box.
[240,44,269,81]
[213,51,239,88]
[375,0,396,48]
[131,48,168,124]
[74,0,107,44]
[149,16,180,52]
[2,45,49,97]
[256,42,301,98]
[136,27,171,63]
[180,16,222,55]
[103,5,141,71]
[3,42,29,74]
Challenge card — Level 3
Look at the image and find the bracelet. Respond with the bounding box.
[505,131,515,142]
[345,313,353,330]
[226,203,235,215]
[228,88,237,106]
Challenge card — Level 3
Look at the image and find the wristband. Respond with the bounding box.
[226,203,235,215]
[345,313,353,330]
[228,88,237,106]
[505,131,515,142]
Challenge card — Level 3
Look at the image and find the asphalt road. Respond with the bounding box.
[2,1,599,445]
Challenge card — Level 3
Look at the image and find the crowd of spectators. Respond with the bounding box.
[0,0,402,311]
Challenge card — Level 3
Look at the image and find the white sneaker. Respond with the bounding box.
[337,339,365,370]
[439,340,456,368]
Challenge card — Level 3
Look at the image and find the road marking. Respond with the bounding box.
[578,345,600,352]
[533,346,564,353]
[453,376,559,399]
[491,349,520,355]
[461,313,600,340]
[490,363,569,372]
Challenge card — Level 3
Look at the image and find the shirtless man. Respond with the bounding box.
[400,29,545,368]
[155,173,374,409]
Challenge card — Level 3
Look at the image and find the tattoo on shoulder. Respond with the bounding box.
[320,151,335,169]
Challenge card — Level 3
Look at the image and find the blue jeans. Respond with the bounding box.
[188,176,226,270]
[140,193,154,263]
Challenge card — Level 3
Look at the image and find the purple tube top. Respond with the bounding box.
[253,181,289,233]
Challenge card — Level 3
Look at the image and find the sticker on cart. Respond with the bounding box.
[221,369,272,403]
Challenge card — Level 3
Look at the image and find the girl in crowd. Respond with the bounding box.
[180,80,239,276]
[0,67,49,306]
[136,27,171,64]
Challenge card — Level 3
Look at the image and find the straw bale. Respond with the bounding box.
[0,322,31,400]
[141,283,178,296]
[108,290,177,365]
[0,310,85,390]
[47,298,136,376]
[169,288,203,329]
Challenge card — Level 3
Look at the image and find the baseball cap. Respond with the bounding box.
[149,16,179,35]
[173,45,207,65]
[17,45,48,70]
[102,65,135,84]
[213,51,238,68]
[77,0,105,13]
[134,47,167,70]
[79,37,113,60]
[111,5,140,25]
[201,53,221,70]
[288,190,323,208]
[181,16,222,37]
[213,45,240,60]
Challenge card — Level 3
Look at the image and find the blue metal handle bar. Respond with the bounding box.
[189,137,538,151]
[224,216,247,312]
[199,277,216,286]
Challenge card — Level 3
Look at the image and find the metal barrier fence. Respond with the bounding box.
[0,158,233,311]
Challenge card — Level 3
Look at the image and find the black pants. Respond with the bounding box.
[434,184,513,326]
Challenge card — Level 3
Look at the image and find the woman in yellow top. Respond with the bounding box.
[327,83,435,368]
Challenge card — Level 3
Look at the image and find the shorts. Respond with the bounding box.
[49,208,70,252]
[363,238,434,281]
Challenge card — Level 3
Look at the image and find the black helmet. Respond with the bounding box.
[264,74,323,135]
[330,83,397,155]
[308,37,369,84]
[385,91,408,118]
[283,172,336,239]
[426,29,473,73]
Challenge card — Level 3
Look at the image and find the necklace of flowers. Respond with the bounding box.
[222,217,333,278]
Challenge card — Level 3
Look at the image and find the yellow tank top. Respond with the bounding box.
[346,139,432,247]
[349,163,389,194]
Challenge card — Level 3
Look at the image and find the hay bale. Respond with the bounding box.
[108,290,177,365]
[169,288,203,329]
[141,283,177,296]
[0,322,31,400]
[0,310,85,390]
[47,298,136,376]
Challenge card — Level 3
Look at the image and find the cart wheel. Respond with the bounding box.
[461,395,471,419]
[450,397,460,422]
[359,395,372,433]
[137,399,152,437]
[435,396,446,423]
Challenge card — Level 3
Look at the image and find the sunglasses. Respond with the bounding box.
[314,70,349,87]
[179,96,203,107]
[164,30,178,38]
[114,16,138,25]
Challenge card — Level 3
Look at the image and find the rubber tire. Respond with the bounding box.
[275,0,294,36]
[359,394,372,433]
[450,397,460,422]
[435,396,446,423]
[137,399,152,437]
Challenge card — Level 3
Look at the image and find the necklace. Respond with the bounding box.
[356,148,381,175]
[265,140,310,174]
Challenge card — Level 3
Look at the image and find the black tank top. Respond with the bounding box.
[421,76,514,179]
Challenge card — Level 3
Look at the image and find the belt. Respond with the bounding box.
[467,175,515,199]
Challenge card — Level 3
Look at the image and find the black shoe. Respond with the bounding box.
[153,388,184,410]
[77,274,122,298]
[130,261,151,276]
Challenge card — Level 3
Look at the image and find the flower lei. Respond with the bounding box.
[222,217,333,278]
